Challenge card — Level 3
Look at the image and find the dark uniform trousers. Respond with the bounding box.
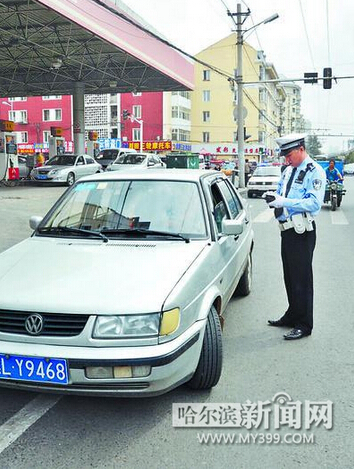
[280,225,316,334]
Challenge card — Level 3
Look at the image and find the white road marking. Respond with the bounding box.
[330,210,349,225]
[253,209,275,223]
[0,394,61,454]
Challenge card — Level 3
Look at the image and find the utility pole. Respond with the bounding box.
[236,3,246,188]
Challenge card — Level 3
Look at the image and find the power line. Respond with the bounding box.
[298,0,316,70]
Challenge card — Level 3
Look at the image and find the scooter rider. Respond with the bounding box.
[325,159,343,182]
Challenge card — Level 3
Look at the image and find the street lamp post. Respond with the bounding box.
[231,4,279,188]
[2,100,13,120]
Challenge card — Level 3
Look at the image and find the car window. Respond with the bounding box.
[96,150,118,161]
[41,180,207,238]
[217,180,242,218]
[76,156,85,165]
[85,157,95,165]
[210,182,228,234]
[253,166,281,177]
[47,155,76,166]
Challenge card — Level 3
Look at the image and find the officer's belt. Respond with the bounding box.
[279,213,314,233]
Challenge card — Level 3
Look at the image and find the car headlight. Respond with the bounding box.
[50,169,59,175]
[93,313,160,338]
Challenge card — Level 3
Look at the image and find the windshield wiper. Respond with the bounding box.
[38,226,108,243]
[101,228,190,243]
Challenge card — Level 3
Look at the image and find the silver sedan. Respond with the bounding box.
[0,169,254,396]
[106,152,166,171]
[30,153,102,185]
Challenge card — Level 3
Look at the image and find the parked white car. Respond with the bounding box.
[343,163,354,175]
[247,163,282,197]
[30,154,102,186]
[106,152,166,171]
[0,169,253,396]
[95,148,137,169]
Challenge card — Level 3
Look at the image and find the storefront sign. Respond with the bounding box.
[123,141,172,152]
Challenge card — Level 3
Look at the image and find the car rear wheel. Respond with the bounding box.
[187,305,223,390]
[234,251,252,296]
[66,172,75,186]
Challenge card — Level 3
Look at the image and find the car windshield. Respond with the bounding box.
[96,150,118,161]
[47,155,76,166]
[39,179,207,239]
[253,166,281,177]
[115,154,146,165]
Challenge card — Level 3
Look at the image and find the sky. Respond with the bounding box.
[122,0,354,154]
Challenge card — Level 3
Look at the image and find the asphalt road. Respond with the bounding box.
[0,178,353,469]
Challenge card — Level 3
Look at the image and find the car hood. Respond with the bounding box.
[0,237,207,314]
[110,164,144,170]
[34,165,70,172]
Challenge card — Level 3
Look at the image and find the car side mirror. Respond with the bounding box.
[221,212,245,236]
[29,215,43,230]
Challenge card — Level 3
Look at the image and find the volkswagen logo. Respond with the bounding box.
[25,314,44,335]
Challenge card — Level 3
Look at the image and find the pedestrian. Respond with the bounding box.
[264,133,326,340]
[245,158,251,185]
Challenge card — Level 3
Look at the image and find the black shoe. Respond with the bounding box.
[283,328,311,340]
[268,318,292,327]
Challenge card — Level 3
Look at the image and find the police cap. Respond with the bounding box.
[276,133,307,156]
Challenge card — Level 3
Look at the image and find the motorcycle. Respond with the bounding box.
[324,180,345,211]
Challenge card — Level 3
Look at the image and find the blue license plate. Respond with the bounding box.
[37,174,48,180]
[0,354,68,385]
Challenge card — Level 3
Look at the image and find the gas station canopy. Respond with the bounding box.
[0,0,194,97]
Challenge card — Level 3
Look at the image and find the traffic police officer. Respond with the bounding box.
[265,133,326,340]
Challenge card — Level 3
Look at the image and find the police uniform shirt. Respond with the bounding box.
[276,156,326,221]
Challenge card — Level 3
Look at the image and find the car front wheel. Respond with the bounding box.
[66,172,75,186]
[234,251,252,296]
[187,305,223,390]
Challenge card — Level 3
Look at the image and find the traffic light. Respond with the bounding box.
[122,109,129,120]
[323,67,332,89]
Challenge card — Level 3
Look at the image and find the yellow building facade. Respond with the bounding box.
[191,34,285,160]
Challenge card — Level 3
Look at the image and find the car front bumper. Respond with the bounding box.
[0,320,206,397]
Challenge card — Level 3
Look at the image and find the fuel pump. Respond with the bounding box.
[0,120,19,185]
[87,131,99,159]
[49,126,65,158]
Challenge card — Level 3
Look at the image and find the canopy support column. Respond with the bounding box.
[73,82,85,155]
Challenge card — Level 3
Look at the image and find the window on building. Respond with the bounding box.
[43,109,62,121]
[14,131,28,143]
[43,131,50,143]
[9,97,27,102]
[179,129,191,142]
[258,131,266,144]
[202,90,211,102]
[133,128,141,141]
[203,111,210,122]
[203,70,210,81]
[172,128,178,140]
[172,106,178,119]
[9,110,27,123]
[203,132,210,143]
[233,132,238,143]
[42,95,62,100]
[179,108,190,120]
[133,105,141,119]
[132,92,142,96]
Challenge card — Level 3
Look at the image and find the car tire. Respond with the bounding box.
[234,251,252,296]
[187,305,223,390]
[66,172,75,186]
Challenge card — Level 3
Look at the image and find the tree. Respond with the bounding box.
[306,135,322,157]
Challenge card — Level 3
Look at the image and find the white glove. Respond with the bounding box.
[268,193,286,208]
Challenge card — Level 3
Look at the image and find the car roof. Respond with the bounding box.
[79,168,222,183]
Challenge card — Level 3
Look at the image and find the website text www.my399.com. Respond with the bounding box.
[197,432,315,445]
